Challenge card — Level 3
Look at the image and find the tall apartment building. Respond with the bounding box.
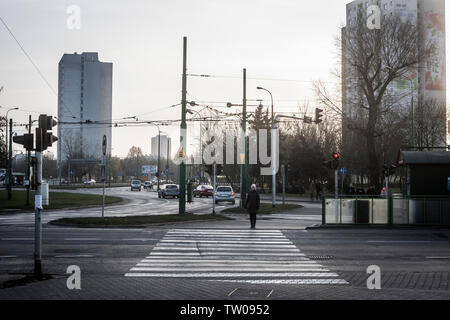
[151,134,171,160]
[57,52,113,175]
[342,0,446,145]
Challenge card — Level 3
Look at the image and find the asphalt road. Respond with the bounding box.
[0,187,231,225]
[0,189,449,300]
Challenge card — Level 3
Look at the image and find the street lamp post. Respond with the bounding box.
[257,86,276,207]
[155,125,168,192]
[409,79,415,150]
[4,107,19,159]
[3,107,19,200]
[187,106,206,183]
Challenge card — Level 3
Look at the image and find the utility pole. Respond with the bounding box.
[410,86,414,150]
[212,160,216,214]
[281,164,285,205]
[256,86,275,207]
[101,135,107,218]
[179,36,187,215]
[166,138,169,181]
[34,147,43,278]
[26,115,31,206]
[335,168,338,222]
[157,130,161,191]
[240,68,247,207]
[7,118,12,200]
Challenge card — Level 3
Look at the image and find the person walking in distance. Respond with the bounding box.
[246,184,260,229]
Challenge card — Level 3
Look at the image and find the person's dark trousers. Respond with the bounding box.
[249,212,257,228]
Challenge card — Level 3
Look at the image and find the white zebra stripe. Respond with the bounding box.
[125,228,347,285]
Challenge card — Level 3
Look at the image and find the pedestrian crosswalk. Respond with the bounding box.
[125,229,348,285]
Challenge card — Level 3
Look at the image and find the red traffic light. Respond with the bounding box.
[332,153,340,160]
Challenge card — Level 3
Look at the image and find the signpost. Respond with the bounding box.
[340,167,347,195]
[102,135,107,218]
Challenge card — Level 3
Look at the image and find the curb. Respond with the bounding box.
[48,215,233,229]
[306,224,450,230]
[0,197,128,216]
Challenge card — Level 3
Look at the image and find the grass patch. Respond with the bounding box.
[50,183,129,190]
[50,213,231,227]
[221,203,302,214]
[0,190,122,211]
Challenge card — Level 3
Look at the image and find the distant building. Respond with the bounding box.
[57,52,113,178]
[342,0,446,144]
[151,134,171,160]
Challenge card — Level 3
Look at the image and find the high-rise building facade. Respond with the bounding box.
[342,0,446,145]
[151,134,171,160]
[57,52,113,174]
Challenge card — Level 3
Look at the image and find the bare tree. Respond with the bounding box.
[316,10,428,191]
[414,98,446,150]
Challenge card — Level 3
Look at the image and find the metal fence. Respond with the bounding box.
[322,195,450,226]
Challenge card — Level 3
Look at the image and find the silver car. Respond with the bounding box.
[215,186,235,204]
[130,180,142,191]
[158,184,180,199]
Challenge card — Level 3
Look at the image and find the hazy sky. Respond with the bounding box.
[1,0,449,157]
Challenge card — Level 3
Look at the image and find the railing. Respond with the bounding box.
[322,195,450,226]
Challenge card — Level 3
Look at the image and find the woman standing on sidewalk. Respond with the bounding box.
[245,184,260,229]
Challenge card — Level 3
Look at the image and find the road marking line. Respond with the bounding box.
[426,256,450,259]
[149,252,305,256]
[367,241,434,243]
[136,263,323,268]
[212,279,349,285]
[0,255,18,258]
[141,259,316,263]
[54,254,94,258]
[125,272,336,278]
[64,238,101,241]
[156,243,298,248]
[1,238,33,241]
[228,288,238,297]
[133,266,326,271]
[160,240,293,244]
[153,247,301,252]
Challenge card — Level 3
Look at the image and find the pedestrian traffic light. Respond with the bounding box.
[36,114,57,151]
[315,108,323,124]
[13,133,34,151]
[331,152,339,169]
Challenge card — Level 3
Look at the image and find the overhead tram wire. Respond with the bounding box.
[186,73,339,85]
[0,15,79,120]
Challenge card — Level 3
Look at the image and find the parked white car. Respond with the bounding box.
[83,179,96,185]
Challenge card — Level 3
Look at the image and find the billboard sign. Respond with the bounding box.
[142,165,157,175]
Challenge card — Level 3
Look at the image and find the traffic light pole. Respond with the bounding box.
[240,68,247,208]
[385,175,389,199]
[7,118,13,200]
[34,150,42,279]
[335,168,338,222]
[179,36,187,215]
[157,129,161,192]
[26,115,31,206]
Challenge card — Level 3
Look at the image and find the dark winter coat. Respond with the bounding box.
[245,190,260,213]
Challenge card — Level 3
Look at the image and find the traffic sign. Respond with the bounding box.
[102,135,107,156]
[340,167,347,175]
[174,146,188,161]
